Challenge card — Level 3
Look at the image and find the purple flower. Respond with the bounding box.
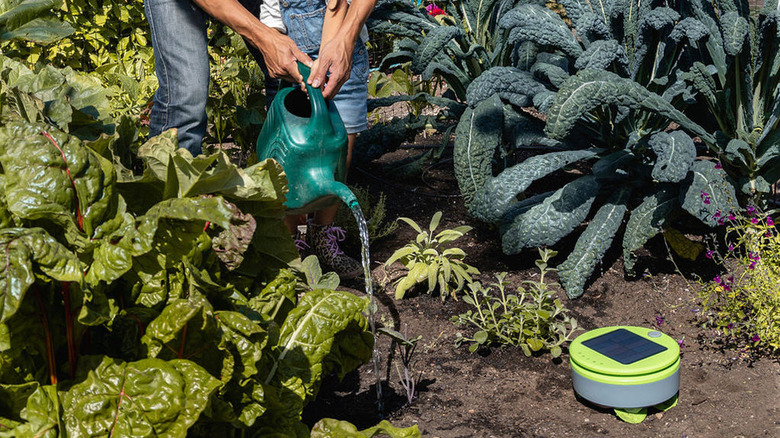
[728,213,737,221]
[426,3,445,15]
[677,338,685,348]
[767,217,774,227]
[714,210,721,218]
[751,334,760,343]
[727,323,734,329]
[749,252,760,261]
[747,205,756,216]
[713,275,721,284]
[715,162,722,169]
[728,243,735,251]
[749,261,757,269]
[700,191,711,205]
[655,315,664,326]
[752,217,759,224]
[706,250,714,259]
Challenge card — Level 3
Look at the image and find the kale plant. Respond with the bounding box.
[452,0,778,298]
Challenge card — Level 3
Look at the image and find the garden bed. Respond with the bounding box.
[303,145,780,437]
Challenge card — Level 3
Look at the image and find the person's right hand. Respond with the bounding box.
[258,31,313,85]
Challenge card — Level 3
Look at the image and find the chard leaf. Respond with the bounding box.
[0,120,118,239]
[262,289,372,403]
[681,160,739,227]
[0,228,83,323]
[502,176,599,253]
[123,139,288,215]
[499,4,583,58]
[0,384,60,437]
[471,149,598,223]
[622,187,678,276]
[61,357,219,437]
[453,94,503,207]
[465,67,546,108]
[558,189,629,298]
[545,70,713,144]
[649,131,696,183]
[310,418,420,437]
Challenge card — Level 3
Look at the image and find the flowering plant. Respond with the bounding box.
[699,207,780,354]
[425,3,445,16]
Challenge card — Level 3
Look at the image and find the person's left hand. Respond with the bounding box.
[308,36,353,99]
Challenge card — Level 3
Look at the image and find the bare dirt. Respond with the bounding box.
[302,142,780,438]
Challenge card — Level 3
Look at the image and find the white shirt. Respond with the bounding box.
[260,0,286,33]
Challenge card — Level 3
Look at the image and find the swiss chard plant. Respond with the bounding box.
[0,56,417,437]
[453,0,768,298]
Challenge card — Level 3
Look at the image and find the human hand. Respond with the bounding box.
[258,31,313,86]
[308,36,353,99]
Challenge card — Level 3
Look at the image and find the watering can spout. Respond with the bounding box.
[322,180,359,211]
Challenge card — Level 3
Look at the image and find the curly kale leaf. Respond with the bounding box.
[574,39,629,76]
[470,149,598,223]
[411,26,463,75]
[649,131,697,183]
[499,4,583,58]
[720,11,750,57]
[544,69,713,144]
[501,176,599,253]
[465,66,547,107]
[622,186,678,276]
[531,61,570,88]
[558,188,629,298]
[681,160,739,227]
[453,95,504,207]
[575,12,612,44]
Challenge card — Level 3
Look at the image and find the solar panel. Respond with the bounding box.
[581,328,668,365]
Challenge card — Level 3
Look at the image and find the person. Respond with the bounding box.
[144,0,374,278]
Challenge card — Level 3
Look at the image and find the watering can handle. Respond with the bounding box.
[297,62,332,134]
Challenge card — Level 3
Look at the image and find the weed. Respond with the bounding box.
[452,249,579,357]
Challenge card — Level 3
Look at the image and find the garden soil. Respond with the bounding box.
[301,143,780,438]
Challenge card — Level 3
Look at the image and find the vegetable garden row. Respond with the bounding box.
[0,0,777,436]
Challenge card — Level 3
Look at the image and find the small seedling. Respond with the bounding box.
[385,211,479,300]
[378,325,422,406]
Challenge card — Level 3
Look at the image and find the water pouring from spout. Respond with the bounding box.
[256,61,383,413]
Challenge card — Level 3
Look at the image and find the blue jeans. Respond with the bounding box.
[279,0,369,133]
[145,0,210,156]
[144,0,368,154]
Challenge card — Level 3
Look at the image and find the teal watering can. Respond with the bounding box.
[256,62,357,215]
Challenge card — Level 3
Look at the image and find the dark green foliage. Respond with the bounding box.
[453,0,779,298]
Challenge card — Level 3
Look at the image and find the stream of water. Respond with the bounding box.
[349,203,384,414]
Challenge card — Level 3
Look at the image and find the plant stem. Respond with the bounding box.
[34,288,57,385]
[62,282,77,380]
[178,324,188,359]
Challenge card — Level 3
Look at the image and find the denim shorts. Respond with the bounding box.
[278,0,369,134]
